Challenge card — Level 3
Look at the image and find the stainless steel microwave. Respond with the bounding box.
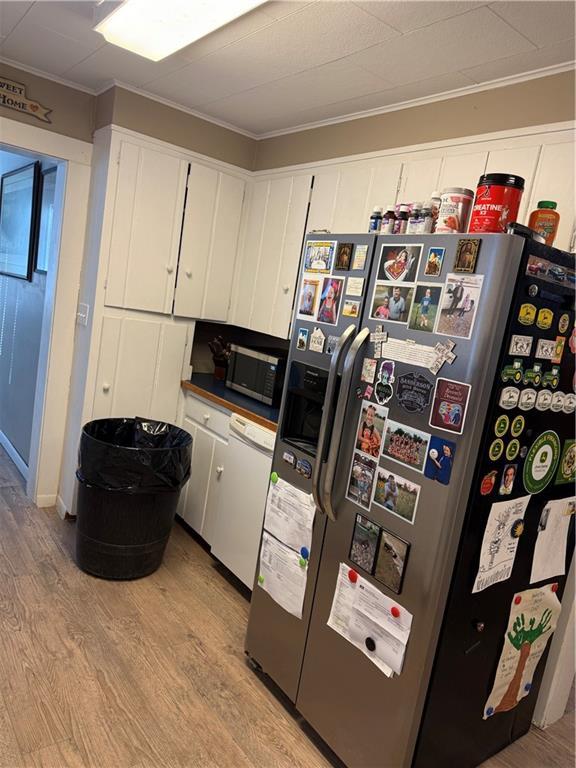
[226,344,286,406]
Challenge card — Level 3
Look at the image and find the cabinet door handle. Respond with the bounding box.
[185,269,192,278]
[102,382,110,393]
[216,466,224,477]
[282,285,290,294]
[166,265,174,274]
[203,413,210,422]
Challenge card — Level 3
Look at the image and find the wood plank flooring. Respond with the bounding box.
[0,446,573,768]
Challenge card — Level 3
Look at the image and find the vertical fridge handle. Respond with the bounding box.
[322,327,370,522]
[312,324,356,517]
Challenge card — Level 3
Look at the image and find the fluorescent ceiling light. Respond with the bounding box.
[95,0,267,61]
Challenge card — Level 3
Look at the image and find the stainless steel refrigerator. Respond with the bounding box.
[245,232,575,768]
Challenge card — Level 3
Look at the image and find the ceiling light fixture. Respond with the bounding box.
[94,0,267,61]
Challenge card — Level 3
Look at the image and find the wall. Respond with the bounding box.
[95,87,257,170]
[254,71,576,170]
[0,62,94,144]
[0,149,48,465]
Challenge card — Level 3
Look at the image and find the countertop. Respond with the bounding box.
[181,373,279,432]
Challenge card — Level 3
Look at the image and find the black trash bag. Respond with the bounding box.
[76,417,192,493]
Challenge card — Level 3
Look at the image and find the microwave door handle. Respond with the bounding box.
[311,324,356,517]
[322,327,370,522]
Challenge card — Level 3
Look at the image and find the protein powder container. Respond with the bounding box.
[468,174,525,233]
[436,188,474,233]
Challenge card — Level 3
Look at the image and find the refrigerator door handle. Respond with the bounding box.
[312,324,356,518]
[322,326,370,522]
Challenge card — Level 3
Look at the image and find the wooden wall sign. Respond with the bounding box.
[0,76,52,123]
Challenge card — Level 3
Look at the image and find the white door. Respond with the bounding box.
[202,439,228,547]
[231,174,312,338]
[398,156,443,205]
[437,151,488,194]
[92,315,189,423]
[307,162,402,232]
[178,417,215,536]
[105,140,188,313]
[174,165,245,321]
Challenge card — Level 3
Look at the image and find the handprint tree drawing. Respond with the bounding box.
[495,609,552,712]
[484,587,560,719]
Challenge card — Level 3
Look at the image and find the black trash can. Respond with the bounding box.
[75,417,192,580]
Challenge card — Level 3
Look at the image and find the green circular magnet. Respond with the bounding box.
[257,574,264,584]
[270,472,279,484]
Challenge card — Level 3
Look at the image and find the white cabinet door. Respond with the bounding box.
[178,417,215,536]
[92,314,189,423]
[437,151,488,194]
[398,157,443,205]
[202,438,228,547]
[174,164,245,321]
[484,145,541,224]
[105,140,188,314]
[526,142,574,251]
[231,174,312,338]
[307,162,402,233]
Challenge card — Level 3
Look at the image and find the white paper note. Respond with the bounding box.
[263,478,316,554]
[258,531,308,619]
[483,586,560,719]
[472,495,531,593]
[530,497,574,584]
[327,563,414,677]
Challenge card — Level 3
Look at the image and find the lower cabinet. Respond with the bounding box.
[178,410,228,546]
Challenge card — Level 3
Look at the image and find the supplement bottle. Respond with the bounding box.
[369,206,383,233]
[527,201,560,246]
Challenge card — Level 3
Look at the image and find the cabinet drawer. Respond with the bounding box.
[184,394,230,439]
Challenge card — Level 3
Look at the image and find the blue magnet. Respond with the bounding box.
[524,682,532,692]
[296,458,312,479]
[486,707,494,717]
[300,546,309,560]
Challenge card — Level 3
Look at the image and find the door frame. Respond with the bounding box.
[0,117,92,506]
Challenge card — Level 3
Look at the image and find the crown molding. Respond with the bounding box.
[99,79,259,139]
[0,55,95,95]
[256,62,576,139]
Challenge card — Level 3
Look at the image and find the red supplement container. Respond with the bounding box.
[469,173,525,233]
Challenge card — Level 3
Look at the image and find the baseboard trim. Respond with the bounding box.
[56,495,71,520]
[0,430,29,480]
[36,493,57,508]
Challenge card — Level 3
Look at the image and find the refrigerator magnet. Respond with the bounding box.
[407,284,443,334]
[562,393,575,414]
[395,372,434,415]
[361,358,377,384]
[296,327,309,351]
[374,528,410,594]
[536,308,554,330]
[371,282,414,324]
[373,467,421,526]
[453,239,480,273]
[377,243,422,283]
[423,436,456,485]
[351,244,368,271]
[558,313,570,334]
[334,242,353,271]
[346,451,378,510]
[355,400,388,459]
[429,378,471,435]
[346,276,365,296]
[317,277,344,325]
[523,430,561,494]
[303,240,336,273]
[488,439,505,461]
[518,389,537,411]
[480,471,498,495]
[518,303,536,326]
[382,418,430,474]
[374,360,395,406]
[424,246,445,277]
[555,440,576,485]
[342,299,361,318]
[326,334,339,356]
[499,387,520,410]
[297,274,321,320]
[435,274,484,340]
[349,514,380,575]
[309,327,326,353]
[552,336,566,364]
[508,334,533,357]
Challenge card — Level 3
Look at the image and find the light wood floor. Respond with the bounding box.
[0,447,573,768]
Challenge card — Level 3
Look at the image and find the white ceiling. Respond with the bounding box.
[0,1,574,136]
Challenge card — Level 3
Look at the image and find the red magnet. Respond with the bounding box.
[391,606,400,618]
[551,583,559,593]
[514,595,522,605]
[348,569,358,583]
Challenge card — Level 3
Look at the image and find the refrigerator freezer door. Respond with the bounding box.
[245,234,377,702]
[295,235,525,768]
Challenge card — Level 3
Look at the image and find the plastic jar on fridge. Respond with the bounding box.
[435,188,474,233]
[468,174,525,233]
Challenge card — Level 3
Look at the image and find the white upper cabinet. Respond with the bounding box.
[105,140,188,314]
[307,161,402,233]
[174,164,245,321]
[397,157,442,205]
[437,150,488,194]
[484,145,540,224]
[526,141,574,251]
[231,174,312,338]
